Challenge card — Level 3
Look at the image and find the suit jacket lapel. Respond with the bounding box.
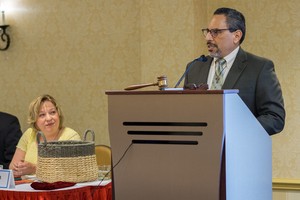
[223,48,247,89]
[200,57,213,83]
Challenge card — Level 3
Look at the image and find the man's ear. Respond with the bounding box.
[233,30,243,44]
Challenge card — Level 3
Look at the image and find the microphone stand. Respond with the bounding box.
[174,55,207,88]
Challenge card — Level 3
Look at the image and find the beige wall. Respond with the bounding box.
[0,0,299,198]
[0,0,141,145]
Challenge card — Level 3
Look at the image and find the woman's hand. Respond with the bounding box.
[9,148,36,177]
[12,160,36,177]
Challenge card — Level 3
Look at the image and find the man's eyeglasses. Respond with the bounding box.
[201,28,236,38]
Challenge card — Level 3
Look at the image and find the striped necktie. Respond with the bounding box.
[211,58,227,90]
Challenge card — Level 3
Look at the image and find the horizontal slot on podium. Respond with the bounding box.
[132,140,198,145]
[128,131,202,136]
[123,122,207,127]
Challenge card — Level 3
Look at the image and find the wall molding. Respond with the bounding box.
[273,178,300,191]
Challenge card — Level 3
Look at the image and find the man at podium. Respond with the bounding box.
[184,7,285,135]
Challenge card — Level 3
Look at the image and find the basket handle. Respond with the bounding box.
[36,131,47,146]
[83,129,95,142]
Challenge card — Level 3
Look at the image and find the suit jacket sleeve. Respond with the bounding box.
[254,59,285,135]
[2,115,22,169]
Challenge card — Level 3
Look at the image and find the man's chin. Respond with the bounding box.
[208,51,220,58]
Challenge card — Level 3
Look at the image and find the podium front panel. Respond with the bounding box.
[107,91,226,200]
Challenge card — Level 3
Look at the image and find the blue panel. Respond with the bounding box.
[225,93,272,200]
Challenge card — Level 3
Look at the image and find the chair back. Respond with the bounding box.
[95,144,112,166]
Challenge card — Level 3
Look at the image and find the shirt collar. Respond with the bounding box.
[224,46,239,63]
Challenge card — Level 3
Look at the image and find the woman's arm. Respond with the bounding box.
[9,148,36,177]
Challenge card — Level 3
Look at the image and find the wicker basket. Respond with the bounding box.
[36,129,98,183]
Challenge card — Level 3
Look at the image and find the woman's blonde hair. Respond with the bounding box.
[27,94,64,131]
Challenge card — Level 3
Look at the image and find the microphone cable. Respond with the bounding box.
[97,142,133,186]
[91,142,133,199]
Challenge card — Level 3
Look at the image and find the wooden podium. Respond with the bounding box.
[105,90,272,200]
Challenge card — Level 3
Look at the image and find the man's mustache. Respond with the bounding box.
[207,41,218,48]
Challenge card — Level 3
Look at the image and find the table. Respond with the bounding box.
[0,180,112,200]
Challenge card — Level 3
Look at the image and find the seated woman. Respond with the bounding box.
[9,94,81,177]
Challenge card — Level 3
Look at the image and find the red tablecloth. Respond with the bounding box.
[0,182,112,200]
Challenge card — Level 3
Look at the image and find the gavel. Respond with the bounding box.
[124,75,168,91]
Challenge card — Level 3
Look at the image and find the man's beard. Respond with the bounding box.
[209,51,221,58]
[207,42,221,58]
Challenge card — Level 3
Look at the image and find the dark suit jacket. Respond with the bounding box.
[0,112,22,169]
[184,48,285,135]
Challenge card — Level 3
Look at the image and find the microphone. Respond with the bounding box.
[174,55,207,88]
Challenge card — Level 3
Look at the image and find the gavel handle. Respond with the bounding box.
[124,82,158,90]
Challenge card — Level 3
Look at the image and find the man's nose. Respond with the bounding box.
[205,32,213,40]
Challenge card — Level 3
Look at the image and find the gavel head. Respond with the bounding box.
[157,75,168,90]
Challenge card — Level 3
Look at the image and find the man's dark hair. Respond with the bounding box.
[214,7,246,44]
